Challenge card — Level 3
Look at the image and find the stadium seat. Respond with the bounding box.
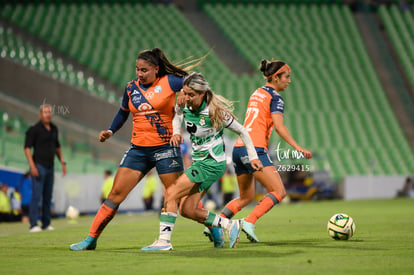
[0,23,116,102]
[1,2,412,180]
[204,3,413,180]
[379,5,414,89]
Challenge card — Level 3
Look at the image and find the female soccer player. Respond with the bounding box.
[141,72,263,250]
[210,60,312,243]
[70,48,188,251]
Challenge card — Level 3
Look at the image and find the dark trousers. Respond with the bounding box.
[29,164,54,228]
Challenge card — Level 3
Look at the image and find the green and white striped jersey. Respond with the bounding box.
[173,101,258,163]
[179,101,232,162]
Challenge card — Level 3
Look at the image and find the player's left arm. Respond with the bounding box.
[272,113,312,159]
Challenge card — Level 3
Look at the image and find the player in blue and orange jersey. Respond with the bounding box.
[70,48,189,251]
[205,59,312,243]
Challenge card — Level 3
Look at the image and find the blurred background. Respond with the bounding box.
[0,0,413,217]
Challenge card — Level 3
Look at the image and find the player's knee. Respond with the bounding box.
[108,189,126,204]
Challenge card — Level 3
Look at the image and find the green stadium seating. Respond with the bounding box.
[0,3,247,114]
[204,3,413,180]
[0,23,118,103]
[379,5,414,89]
[1,3,412,180]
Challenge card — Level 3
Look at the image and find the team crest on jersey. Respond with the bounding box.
[199,116,206,126]
[154,85,162,93]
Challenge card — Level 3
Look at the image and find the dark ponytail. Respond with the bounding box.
[259,59,287,82]
[137,48,188,78]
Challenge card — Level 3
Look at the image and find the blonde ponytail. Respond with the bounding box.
[205,90,236,131]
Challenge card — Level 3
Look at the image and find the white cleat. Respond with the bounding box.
[29,226,42,233]
[141,239,173,251]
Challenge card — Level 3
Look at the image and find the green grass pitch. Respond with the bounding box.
[0,199,413,274]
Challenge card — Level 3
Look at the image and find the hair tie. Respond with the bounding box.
[266,64,290,79]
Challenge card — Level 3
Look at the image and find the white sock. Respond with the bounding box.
[159,212,177,242]
[212,214,232,230]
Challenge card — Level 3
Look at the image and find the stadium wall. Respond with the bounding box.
[52,172,163,214]
[339,175,407,200]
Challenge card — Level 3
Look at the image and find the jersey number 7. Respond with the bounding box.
[244,107,259,132]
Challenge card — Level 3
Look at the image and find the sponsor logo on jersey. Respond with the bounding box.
[131,94,142,104]
[137,103,153,112]
[131,89,139,96]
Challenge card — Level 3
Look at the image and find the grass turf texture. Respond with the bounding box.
[0,199,413,274]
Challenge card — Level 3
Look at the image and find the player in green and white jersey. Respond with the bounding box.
[142,72,262,251]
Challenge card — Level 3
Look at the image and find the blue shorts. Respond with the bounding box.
[233,146,274,175]
[119,143,183,175]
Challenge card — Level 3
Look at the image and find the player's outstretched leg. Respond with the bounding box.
[69,199,119,251]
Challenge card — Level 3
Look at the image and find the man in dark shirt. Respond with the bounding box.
[24,104,66,232]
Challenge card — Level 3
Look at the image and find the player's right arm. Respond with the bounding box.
[100,87,130,143]
[170,105,184,147]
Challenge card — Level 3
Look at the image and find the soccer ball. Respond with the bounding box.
[327,213,355,240]
[204,200,217,212]
[65,206,80,220]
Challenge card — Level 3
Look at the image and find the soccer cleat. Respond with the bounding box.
[29,226,42,233]
[141,239,173,251]
[69,236,97,251]
[242,220,259,243]
[43,225,55,231]
[203,227,213,242]
[227,220,242,248]
[210,227,225,248]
